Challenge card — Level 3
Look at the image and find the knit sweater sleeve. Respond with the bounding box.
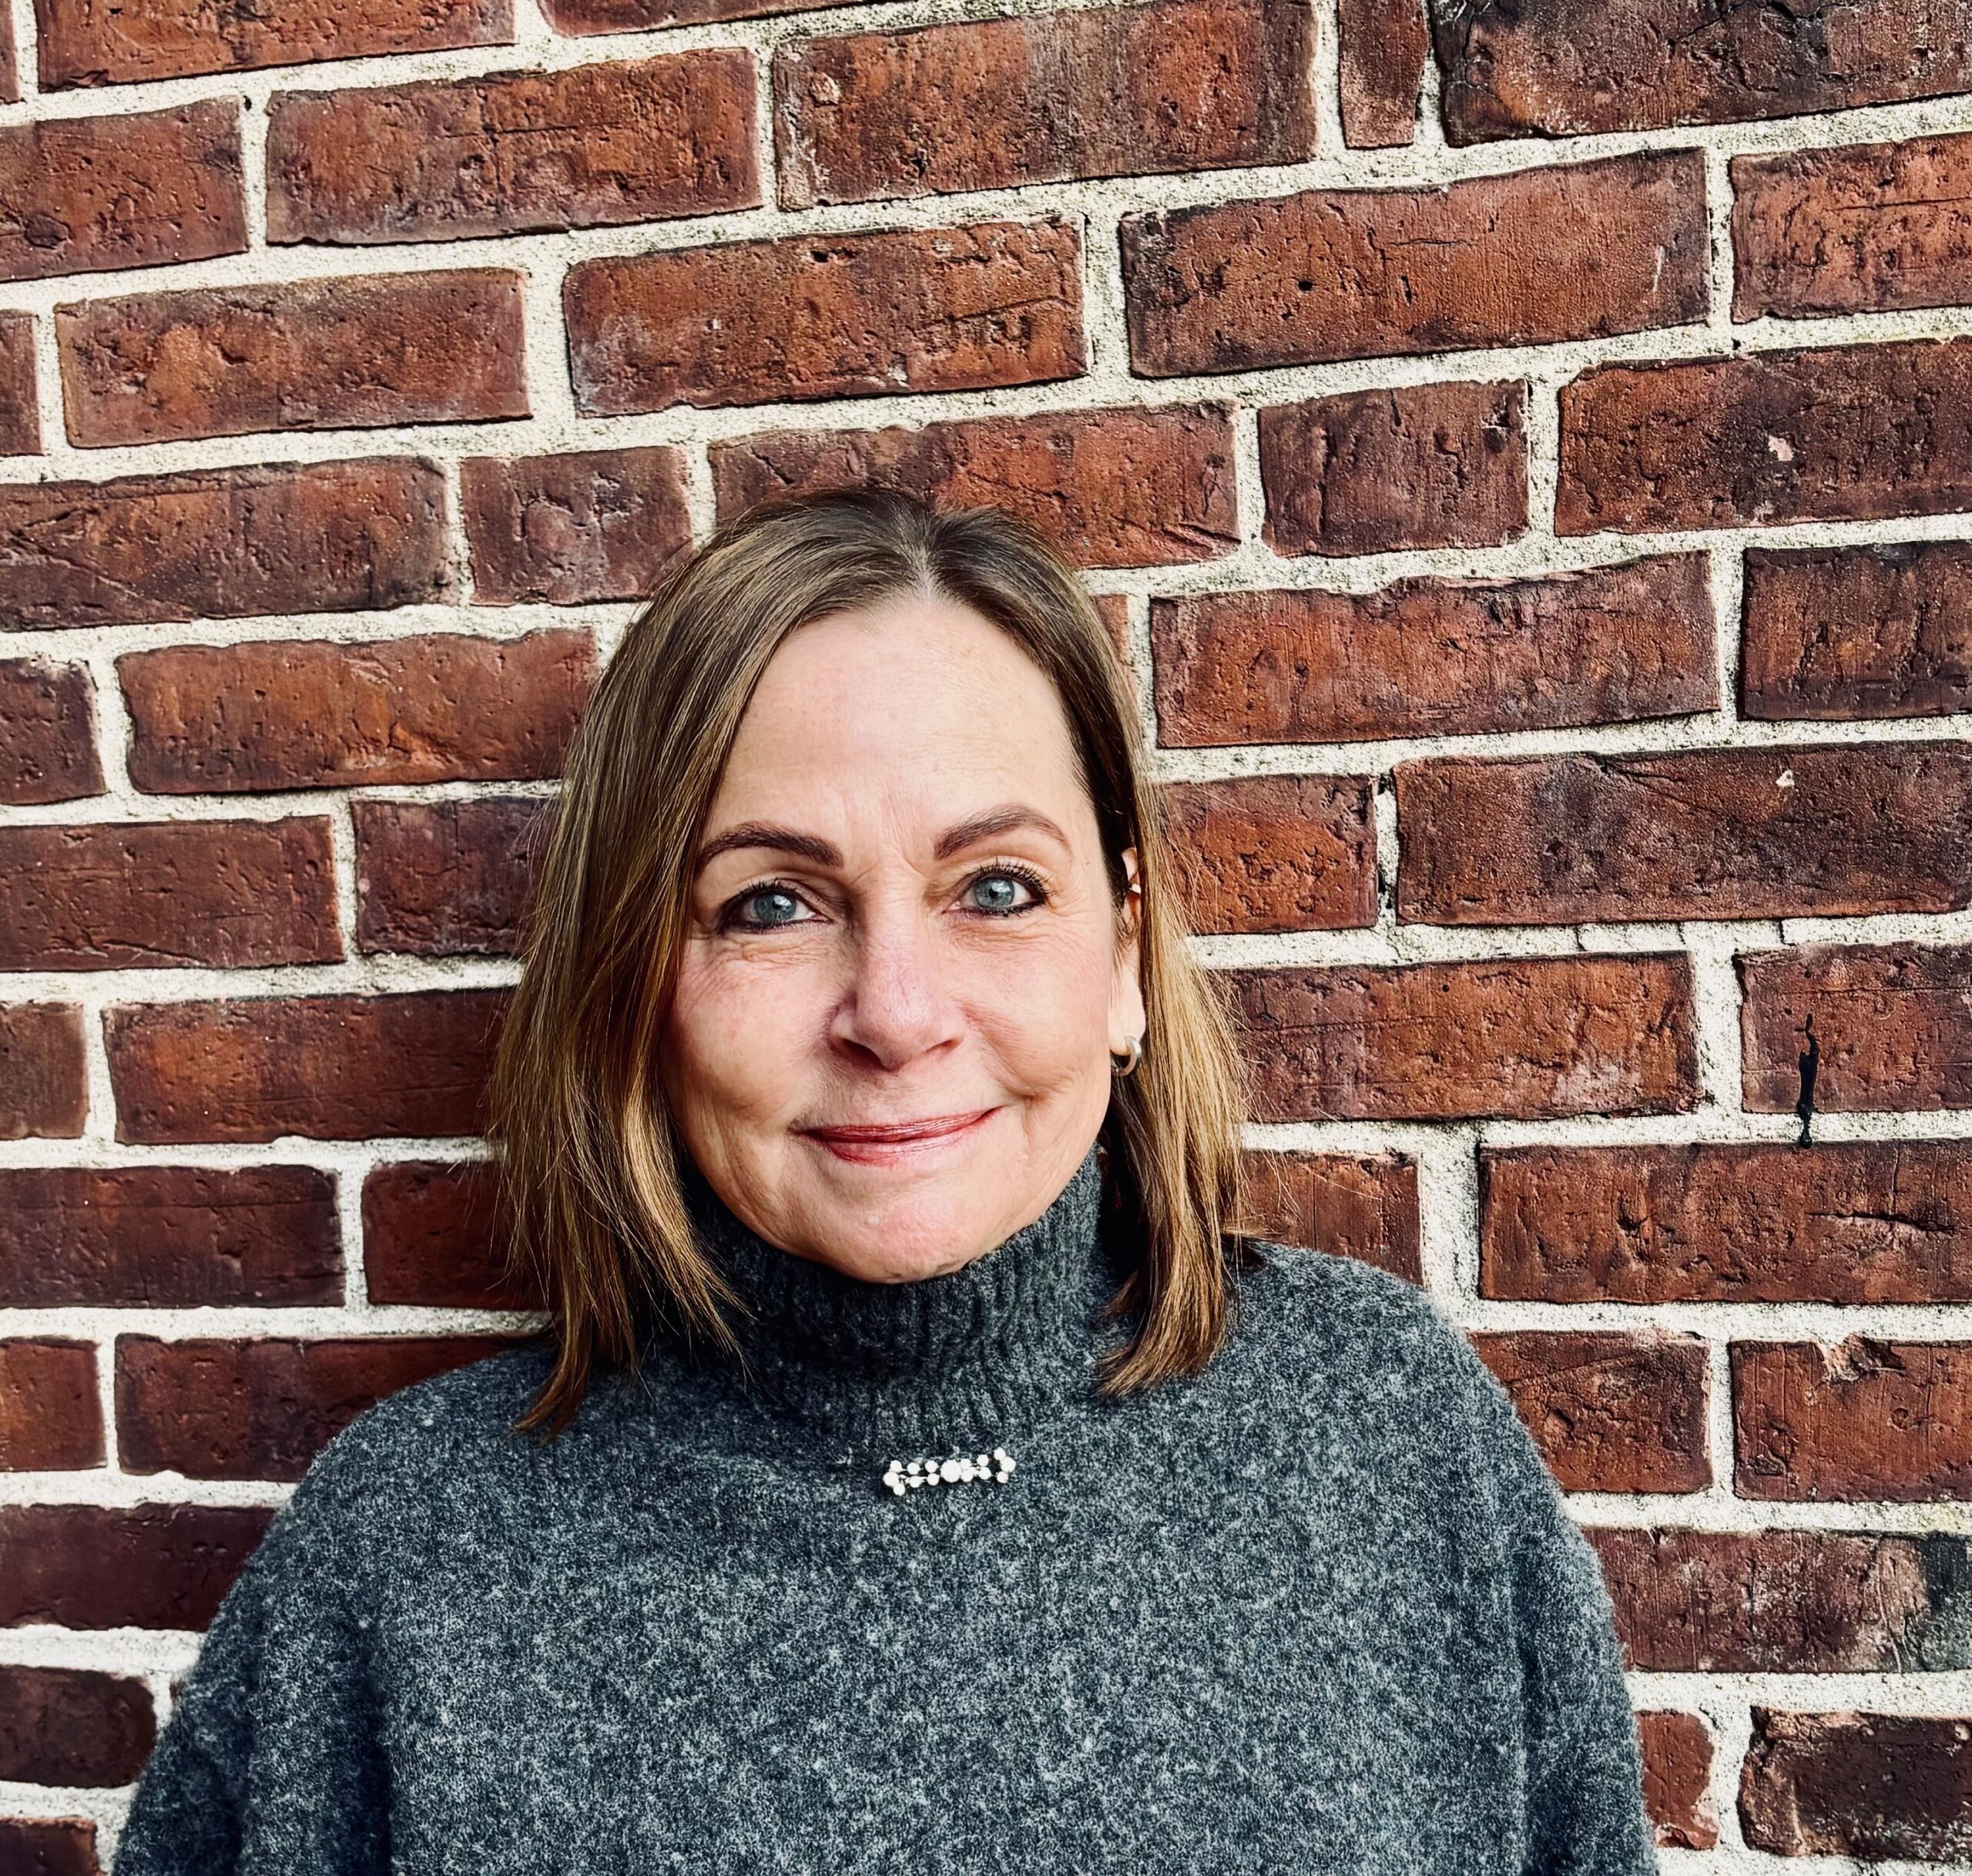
[112,1457,390,1876]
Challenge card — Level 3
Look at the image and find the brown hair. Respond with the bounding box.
[488,484,1263,1434]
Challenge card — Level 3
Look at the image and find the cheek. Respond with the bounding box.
[960,931,1115,1072]
[661,950,826,1121]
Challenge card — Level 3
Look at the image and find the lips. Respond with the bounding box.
[803,1109,995,1144]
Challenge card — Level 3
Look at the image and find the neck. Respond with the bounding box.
[670,1143,1124,1462]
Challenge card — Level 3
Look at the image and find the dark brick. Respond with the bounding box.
[1741,1708,1972,1860]
[0,1666,152,1785]
[1338,0,1427,146]
[0,1341,101,1469]
[545,0,855,28]
[0,310,36,453]
[1238,1149,1421,1283]
[355,796,548,958]
[363,1159,539,1307]
[0,1502,273,1629]
[0,1005,86,1139]
[0,1820,100,1876]
[0,659,102,806]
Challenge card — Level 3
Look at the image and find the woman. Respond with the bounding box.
[116,487,1658,1874]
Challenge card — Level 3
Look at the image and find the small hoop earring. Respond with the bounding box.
[1110,1034,1144,1079]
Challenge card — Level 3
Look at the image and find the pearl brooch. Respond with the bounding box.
[883,1446,1014,1496]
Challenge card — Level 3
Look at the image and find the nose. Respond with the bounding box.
[829,894,965,1072]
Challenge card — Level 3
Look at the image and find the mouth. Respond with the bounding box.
[799,1109,998,1164]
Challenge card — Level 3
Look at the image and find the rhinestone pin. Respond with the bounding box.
[883,1446,1015,1496]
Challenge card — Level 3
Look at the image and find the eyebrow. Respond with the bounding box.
[693,804,1072,875]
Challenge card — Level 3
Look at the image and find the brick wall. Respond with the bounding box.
[4,0,1972,1863]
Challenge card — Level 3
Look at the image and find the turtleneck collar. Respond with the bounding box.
[669,1141,1125,1462]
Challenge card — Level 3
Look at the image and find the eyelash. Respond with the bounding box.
[716,861,1051,934]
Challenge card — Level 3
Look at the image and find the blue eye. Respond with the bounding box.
[967,868,1045,916]
[726,886,810,930]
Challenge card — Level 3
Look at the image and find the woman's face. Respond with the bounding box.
[659,591,1145,1282]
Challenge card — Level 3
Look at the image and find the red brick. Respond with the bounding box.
[1152,554,1715,747]
[566,219,1083,417]
[773,0,1316,208]
[1743,539,1972,721]
[363,1159,539,1307]
[1484,1141,1972,1305]
[0,1502,273,1629]
[0,1821,99,1876]
[0,310,35,454]
[0,659,102,806]
[1558,338,1972,535]
[1238,1149,1420,1283]
[1229,953,1699,1123]
[1734,130,1972,320]
[0,1165,339,1307]
[1736,1337,1972,1500]
[0,818,340,971]
[1124,152,1707,376]
[1337,0,1426,146]
[1591,1526,1970,1673]
[1741,1709,1972,1860]
[1398,743,1972,926]
[38,0,511,87]
[1740,941,1972,1116]
[57,270,528,448]
[0,458,451,632]
[108,988,507,1145]
[1159,775,1376,935]
[1472,1330,1710,1494]
[1436,0,1972,143]
[116,1334,515,1480]
[267,52,759,246]
[1259,381,1525,558]
[0,99,243,283]
[355,796,545,958]
[713,405,1237,570]
[462,446,690,606]
[545,0,854,28]
[0,7,15,101]
[0,1666,151,1786]
[0,1341,101,1469]
[1635,1710,1716,1850]
[0,1005,86,1139]
[120,630,592,793]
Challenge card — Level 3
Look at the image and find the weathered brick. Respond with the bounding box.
[0,458,451,632]
[0,1005,86,1139]
[116,1334,515,1479]
[773,0,1316,208]
[0,6,15,101]
[1471,1330,1710,1494]
[0,818,340,971]
[1558,338,1972,535]
[0,659,102,806]
[1238,1149,1421,1283]
[1636,1710,1716,1850]
[1259,381,1525,557]
[57,270,529,448]
[1152,554,1715,747]
[38,0,511,87]
[1228,954,1699,1123]
[1484,1141,1972,1305]
[1592,1525,1972,1673]
[462,446,690,606]
[1740,941,1972,1115]
[267,52,759,245]
[1124,152,1707,376]
[1742,1708,1972,1860]
[0,1502,273,1629]
[545,0,854,28]
[1159,776,1376,934]
[566,219,1083,416]
[1398,743,1972,925]
[1734,130,1972,320]
[0,99,243,283]
[363,1159,539,1307]
[120,630,592,793]
[355,796,547,958]
[1435,0,1972,143]
[108,988,507,1144]
[0,310,36,453]
[1337,0,1426,146]
[1743,539,1972,721]
[0,1165,339,1307]
[0,1820,100,1876]
[0,1340,101,1469]
[1736,1338,1972,1500]
[0,1666,151,1785]
[713,405,1237,569]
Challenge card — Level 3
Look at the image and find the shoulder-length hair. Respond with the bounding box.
[488,483,1262,1435]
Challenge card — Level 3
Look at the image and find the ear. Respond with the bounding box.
[1109,847,1148,1050]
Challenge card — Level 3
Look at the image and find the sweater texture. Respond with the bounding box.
[114,1142,1659,1874]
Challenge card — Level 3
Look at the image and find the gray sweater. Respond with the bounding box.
[114,1143,1658,1874]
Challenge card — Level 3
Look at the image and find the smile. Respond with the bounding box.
[799,1109,998,1164]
